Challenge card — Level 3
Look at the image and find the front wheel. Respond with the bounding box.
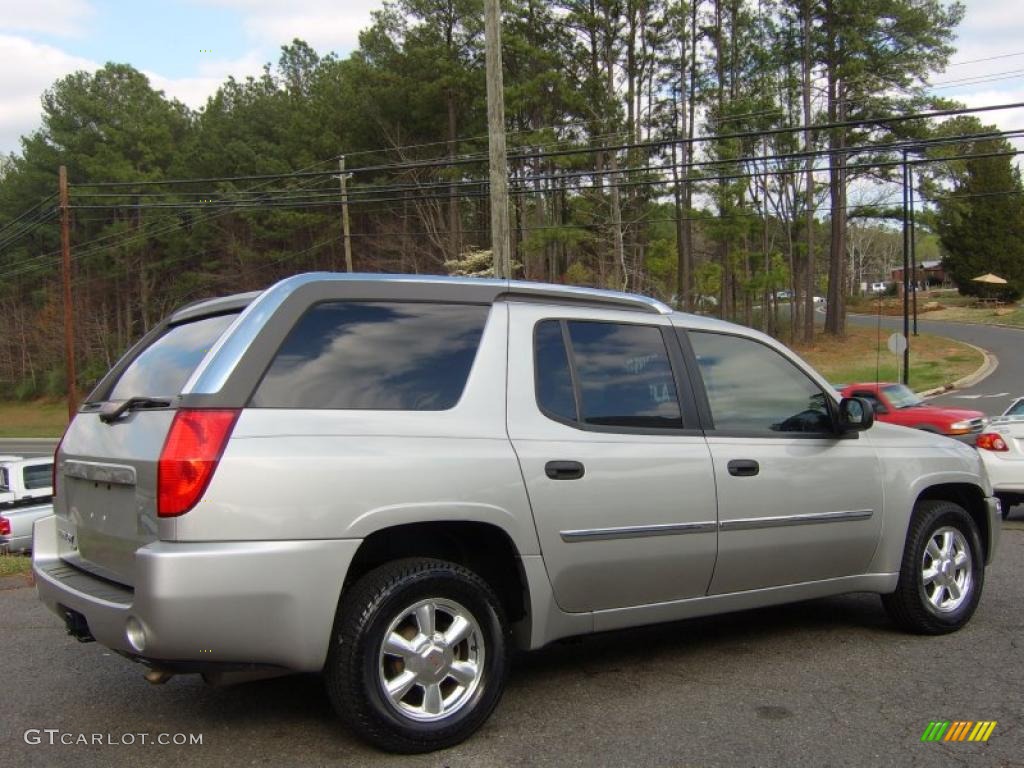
[882,500,985,634]
[324,558,509,753]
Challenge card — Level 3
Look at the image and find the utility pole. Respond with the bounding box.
[901,150,911,385]
[58,165,77,420]
[338,156,353,272]
[909,159,918,336]
[484,0,511,278]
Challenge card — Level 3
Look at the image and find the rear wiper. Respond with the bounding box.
[98,397,172,424]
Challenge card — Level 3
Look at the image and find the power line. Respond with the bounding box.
[62,132,1024,213]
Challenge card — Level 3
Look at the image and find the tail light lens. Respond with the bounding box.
[157,409,239,517]
[0,517,10,536]
[976,433,1008,452]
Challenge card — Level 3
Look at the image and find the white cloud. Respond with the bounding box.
[145,49,267,110]
[0,33,96,153]
[193,0,382,53]
[0,0,94,37]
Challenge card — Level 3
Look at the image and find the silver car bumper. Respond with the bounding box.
[985,496,1001,565]
[32,515,360,672]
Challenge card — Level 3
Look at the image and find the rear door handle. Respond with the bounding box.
[727,459,759,477]
[545,460,585,480]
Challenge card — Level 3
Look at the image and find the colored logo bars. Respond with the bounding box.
[921,721,997,742]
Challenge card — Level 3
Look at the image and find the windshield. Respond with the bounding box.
[105,312,238,402]
[882,384,923,409]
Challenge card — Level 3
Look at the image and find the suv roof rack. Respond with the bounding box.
[174,273,672,324]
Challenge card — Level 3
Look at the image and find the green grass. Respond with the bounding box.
[0,401,68,438]
[794,326,984,392]
[0,553,32,578]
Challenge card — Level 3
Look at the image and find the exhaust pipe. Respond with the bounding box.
[144,668,175,685]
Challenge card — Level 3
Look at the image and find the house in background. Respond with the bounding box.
[890,260,950,293]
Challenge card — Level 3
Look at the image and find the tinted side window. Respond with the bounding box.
[107,313,237,401]
[534,320,577,421]
[689,332,832,433]
[252,302,489,410]
[533,319,683,429]
[23,464,53,491]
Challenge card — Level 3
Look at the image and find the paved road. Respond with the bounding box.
[0,438,56,459]
[3,524,1022,768]
[847,314,1024,418]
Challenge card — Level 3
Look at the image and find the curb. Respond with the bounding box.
[918,341,998,399]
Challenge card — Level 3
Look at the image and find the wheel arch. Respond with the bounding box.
[343,520,531,642]
[916,482,991,562]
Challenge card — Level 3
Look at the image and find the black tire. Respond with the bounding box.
[882,499,985,635]
[324,558,509,753]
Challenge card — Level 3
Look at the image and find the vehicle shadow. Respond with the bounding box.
[509,592,895,684]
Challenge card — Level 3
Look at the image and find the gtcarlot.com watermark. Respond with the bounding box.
[24,729,203,746]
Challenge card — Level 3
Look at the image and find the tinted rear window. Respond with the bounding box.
[107,313,237,401]
[251,302,489,410]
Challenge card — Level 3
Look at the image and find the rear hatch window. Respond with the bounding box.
[104,313,237,401]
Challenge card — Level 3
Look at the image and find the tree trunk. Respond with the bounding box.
[801,0,815,343]
[824,0,846,336]
[447,89,460,260]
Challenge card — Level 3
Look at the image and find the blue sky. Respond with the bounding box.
[0,0,1021,157]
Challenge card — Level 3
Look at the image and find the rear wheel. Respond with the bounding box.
[882,500,984,634]
[324,558,508,753]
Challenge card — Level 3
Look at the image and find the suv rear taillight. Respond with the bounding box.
[976,433,1008,452]
[157,409,240,517]
[0,517,10,536]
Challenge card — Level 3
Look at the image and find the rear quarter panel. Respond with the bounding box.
[170,303,541,556]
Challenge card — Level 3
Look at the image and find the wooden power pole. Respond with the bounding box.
[484,0,511,278]
[58,165,77,420]
[339,156,353,272]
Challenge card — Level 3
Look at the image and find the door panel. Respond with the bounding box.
[683,329,884,595]
[507,304,718,613]
[705,436,883,594]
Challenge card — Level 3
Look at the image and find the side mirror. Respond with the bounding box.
[838,397,874,432]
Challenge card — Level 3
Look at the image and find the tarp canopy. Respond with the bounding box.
[972,273,1008,284]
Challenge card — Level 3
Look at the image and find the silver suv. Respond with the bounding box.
[34,273,1000,753]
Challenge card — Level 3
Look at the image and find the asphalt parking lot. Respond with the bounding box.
[3,521,1022,768]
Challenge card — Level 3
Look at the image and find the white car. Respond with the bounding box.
[975,397,1024,518]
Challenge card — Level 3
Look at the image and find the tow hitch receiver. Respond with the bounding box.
[58,604,95,643]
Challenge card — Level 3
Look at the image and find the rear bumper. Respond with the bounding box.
[32,515,360,672]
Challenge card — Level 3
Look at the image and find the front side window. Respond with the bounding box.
[689,332,833,434]
[23,464,53,491]
[534,319,683,429]
[251,302,489,410]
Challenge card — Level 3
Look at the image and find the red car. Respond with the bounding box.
[840,382,987,439]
